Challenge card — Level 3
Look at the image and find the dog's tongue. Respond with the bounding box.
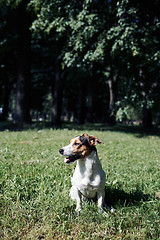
[64,158,70,163]
[64,154,80,164]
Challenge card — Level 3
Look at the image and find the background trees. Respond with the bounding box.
[0,0,160,127]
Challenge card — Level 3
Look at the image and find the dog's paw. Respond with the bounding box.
[98,208,107,215]
[74,210,81,216]
[110,207,114,213]
[103,203,114,213]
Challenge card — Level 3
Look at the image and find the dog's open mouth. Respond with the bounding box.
[64,154,81,164]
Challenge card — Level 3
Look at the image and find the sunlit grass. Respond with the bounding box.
[0,126,160,239]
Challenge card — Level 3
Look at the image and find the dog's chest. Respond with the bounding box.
[71,152,105,197]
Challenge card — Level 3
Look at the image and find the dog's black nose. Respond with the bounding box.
[59,148,64,155]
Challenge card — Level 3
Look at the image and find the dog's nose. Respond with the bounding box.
[59,148,64,155]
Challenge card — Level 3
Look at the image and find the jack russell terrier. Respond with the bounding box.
[59,134,110,214]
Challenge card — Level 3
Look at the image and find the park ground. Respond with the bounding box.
[0,124,160,239]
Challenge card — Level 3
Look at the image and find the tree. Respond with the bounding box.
[63,0,117,123]
[30,0,73,126]
[107,0,160,127]
[51,58,63,126]
[1,0,160,127]
[0,0,32,126]
[31,0,160,127]
[0,1,16,120]
[14,0,32,126]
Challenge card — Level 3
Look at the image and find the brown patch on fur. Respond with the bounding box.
[71,137,92,159]
[68,134,103,159]
[81,134,104,146]
[71,134,103,159]
[70,138,75,144]
[89,135,104,146]
[73,144,92,159]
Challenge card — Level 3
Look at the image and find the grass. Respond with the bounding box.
[0,124,160,239]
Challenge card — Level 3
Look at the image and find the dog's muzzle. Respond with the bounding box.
[59,148,64,155]
[59,148,81,164]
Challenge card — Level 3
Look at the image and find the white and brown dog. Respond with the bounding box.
[59,134,109,213]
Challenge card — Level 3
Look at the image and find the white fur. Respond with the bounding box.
[61,137,78,156]
[69,149,106,212]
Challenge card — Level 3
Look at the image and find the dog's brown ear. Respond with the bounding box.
[88,135,104,146]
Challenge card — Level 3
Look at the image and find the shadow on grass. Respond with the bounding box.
[62,122,160,138]
[0,121,160,137]
[105,187,151,208]
[61,187,151,216]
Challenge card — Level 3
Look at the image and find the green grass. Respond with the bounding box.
[0,125,160,239]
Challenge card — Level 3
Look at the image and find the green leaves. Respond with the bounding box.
[1,0,160,126]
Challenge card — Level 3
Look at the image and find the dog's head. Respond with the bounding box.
[59,134,103,164]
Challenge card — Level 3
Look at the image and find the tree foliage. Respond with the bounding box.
[0,0,160,127]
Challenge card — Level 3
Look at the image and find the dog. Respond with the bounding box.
[59,133,109,213]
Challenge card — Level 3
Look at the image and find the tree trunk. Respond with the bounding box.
[51,59,63,127]
[143,105,152,128]
[139,66,153,128]
[86,88,93,122]
[86,73,94,123]
[108,68,117,125]
[108,79,115,124]
[2,81,11,120]
[76,84,86,125]
[14,0,31,127]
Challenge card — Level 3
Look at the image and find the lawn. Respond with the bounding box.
[0,125,160,239]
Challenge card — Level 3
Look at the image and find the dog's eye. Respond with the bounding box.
[74,142,80,146]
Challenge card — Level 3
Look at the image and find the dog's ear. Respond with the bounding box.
[80,134,90,146]
[88,135,104,146]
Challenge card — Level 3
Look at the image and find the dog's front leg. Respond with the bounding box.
[75,188,82,212]
[97,189,105,213]
[98,189,114,214]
